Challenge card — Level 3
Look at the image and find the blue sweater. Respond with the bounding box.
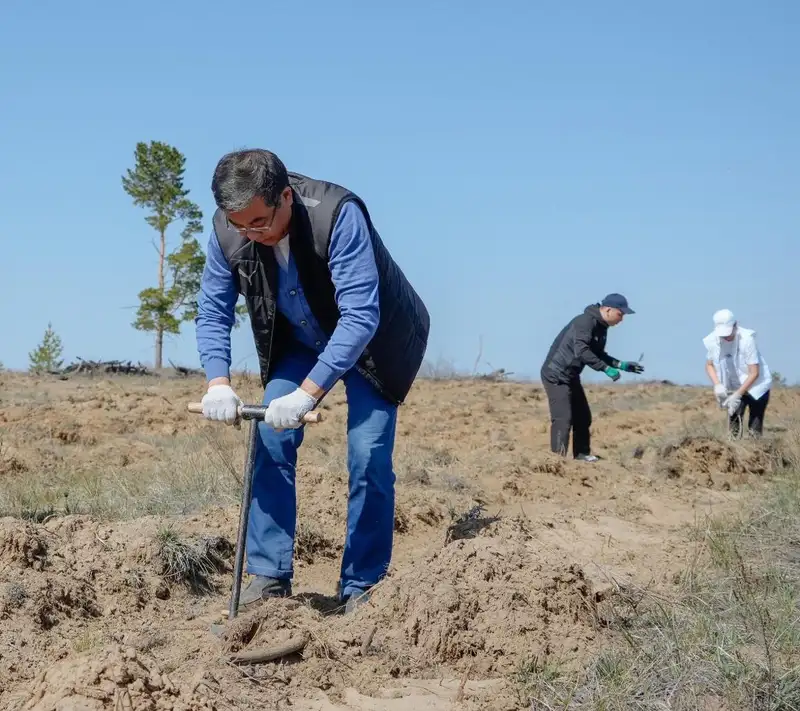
[195,201,380,391]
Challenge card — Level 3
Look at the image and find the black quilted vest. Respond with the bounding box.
[212,172,430,404]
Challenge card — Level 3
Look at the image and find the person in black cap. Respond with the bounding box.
[540,294,644,462]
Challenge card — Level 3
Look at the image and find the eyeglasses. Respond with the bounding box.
[226,200,280,238]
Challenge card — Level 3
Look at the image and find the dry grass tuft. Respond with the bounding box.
[154,526,230,595]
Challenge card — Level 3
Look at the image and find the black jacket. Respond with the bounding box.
[540,304,620,384]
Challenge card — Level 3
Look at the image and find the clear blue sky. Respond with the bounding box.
[2,0,797,384]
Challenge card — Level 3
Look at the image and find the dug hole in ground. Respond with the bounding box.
[1,371,799,710]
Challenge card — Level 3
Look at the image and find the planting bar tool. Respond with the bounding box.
[187,402,323,620]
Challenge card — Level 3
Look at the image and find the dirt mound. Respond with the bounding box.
[0,519,48,569]
[651,434,790,487]
[31,578,102,630]
[354,515,599,676]
[200,514,602,694]
[0,516,235,696]
[3,644,216,711]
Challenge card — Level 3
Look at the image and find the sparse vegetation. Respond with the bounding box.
[0,431,241,520]
[512,458,800,710]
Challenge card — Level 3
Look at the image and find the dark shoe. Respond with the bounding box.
[238,575,292,607]
[342,589,371,615]
[574,454,599,463]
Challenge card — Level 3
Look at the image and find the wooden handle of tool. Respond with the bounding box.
[187,403,322,424]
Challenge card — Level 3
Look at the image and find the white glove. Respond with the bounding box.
[201,384,242,425]
[264,388,317,430]
[713,383,728,407]
[723,393,742,416]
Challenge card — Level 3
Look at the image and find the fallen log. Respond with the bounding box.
[58,358,154,376]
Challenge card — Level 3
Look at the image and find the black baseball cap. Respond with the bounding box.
[601,293,635,314]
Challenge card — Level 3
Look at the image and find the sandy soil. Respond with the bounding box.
[1,371,797,710]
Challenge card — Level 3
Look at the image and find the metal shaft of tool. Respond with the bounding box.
[228,415,261,620]
[184,401,321,621]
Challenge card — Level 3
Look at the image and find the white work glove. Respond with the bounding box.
[201,384,242,425]
[713,383,728,407]
[264,388,317,430]
[723,393,742,417]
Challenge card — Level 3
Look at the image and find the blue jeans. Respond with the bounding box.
[245,345,398,599]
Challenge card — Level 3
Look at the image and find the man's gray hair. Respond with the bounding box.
[211,149,290,212]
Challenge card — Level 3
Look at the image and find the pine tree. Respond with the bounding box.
[122,141,247,369]
[122,141,206,370]
[29,323,64,374]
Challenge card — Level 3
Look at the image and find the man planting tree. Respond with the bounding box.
[195,149,430,613]
[540,294,644,462]
[703,308,772,438]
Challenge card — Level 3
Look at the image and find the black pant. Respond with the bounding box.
[729,390,770,438]
[543,378,592,457]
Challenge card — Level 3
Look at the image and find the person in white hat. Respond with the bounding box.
[703,309,772,438]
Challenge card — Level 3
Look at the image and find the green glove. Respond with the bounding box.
[619,361,645,374]
[605,367,621,382]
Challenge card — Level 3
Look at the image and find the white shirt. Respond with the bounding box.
[703,326,772,400]
[274,236,290,272]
